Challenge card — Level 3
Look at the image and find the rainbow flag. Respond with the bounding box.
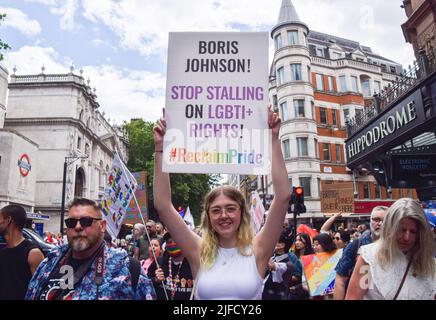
[301,249,343,296]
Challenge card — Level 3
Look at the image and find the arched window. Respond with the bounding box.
[75,168,86,197]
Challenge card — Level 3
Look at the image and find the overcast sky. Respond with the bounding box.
[0,0,415,124]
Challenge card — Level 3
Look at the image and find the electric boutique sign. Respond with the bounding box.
[346,89,424,166]
[391,154,436,187]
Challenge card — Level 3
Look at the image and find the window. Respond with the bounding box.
[314,138,319,158]
[362,79,371,96]
[278,67,285,85]
[374,81,381,94]
[297,137,308,157]
[316,48,324,57]
[339,75,347,92]
[332,109,337,127]
[307,66,311,83]
[320,107,327,124]
[273,95,278,109]
[328,76,334,92]
[390,66,396,73]
[288,31,298,45]
[344,109,350,123]
[288,178,293,191]
[275,34,283,49]
[335,144,341,162]
[77,137,82,149]
[323,143,331,161]
[380,64,387,72]
[291,63,302,81]
[294,99,305,118]
[351,76,359,92]
[283,139,291,159]
[363,183,370,199]
[85,143,90,156]
[333,52,342,59]
[375,183,381,198]
[280,101,288,121]
[408,189,413,198]
[316,74,324,90]
[300,177,311,197]
[311,101,316,120]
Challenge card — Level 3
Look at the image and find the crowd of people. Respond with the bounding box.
[0,107,435,300]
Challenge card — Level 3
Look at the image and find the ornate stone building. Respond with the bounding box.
[1,66,128,232]
[402,0,436,58]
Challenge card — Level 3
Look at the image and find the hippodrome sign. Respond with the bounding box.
[18,154,31,177]
[164,32,270,175]
[345,88,424,167]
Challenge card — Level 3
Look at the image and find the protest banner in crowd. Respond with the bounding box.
[301,249,343,296]
[250,190,265,234]
[101,153,138,239]
[164,32,270,174]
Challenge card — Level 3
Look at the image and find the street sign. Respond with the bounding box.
[27,213,50,221]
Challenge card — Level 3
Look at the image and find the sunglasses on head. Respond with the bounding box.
[65,217,102,228]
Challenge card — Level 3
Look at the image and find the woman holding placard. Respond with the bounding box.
[153,106,290,300]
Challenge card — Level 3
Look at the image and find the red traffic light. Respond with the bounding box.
[295,187,303,195]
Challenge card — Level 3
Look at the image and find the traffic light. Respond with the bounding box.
[293,186,306,215]
[288,188,296,213]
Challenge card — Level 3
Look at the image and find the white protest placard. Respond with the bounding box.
[101,153,138,239]
[163,32,270,174]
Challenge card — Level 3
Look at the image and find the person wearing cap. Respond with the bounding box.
[147,232,194,300]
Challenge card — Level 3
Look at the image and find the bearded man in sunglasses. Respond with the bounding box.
[25,197,156,300]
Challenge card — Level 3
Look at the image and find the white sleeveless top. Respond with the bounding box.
[361,242,436,300]
[195,247,264,300]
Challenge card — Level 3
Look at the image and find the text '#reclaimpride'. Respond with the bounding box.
[167,148,263,165]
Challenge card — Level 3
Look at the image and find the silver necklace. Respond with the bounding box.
[220,248,236,265]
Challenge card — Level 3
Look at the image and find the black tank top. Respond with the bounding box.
[0,239,38,299]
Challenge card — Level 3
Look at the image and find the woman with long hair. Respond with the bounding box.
[346,198,436,300]
[293,233,314,258]
[288,233,313,300]
[141,238,162,274]
[153,107,290,299]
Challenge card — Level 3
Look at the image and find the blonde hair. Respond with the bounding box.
[377,198,435,278]
[200,186,254,268]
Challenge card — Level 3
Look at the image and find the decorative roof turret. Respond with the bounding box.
[271,0,309,37]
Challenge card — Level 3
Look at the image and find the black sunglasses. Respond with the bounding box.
[65,217,102,228]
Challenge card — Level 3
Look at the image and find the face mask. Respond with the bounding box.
[166,242,182,258]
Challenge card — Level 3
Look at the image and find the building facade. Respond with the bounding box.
[402,0,436,59]
[0,66,128,232]
[265,0,417,225]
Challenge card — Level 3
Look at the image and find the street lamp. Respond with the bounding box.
[60,155,88,234]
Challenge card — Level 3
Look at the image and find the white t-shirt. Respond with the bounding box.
[195,247,263,300]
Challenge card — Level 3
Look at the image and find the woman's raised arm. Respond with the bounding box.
[254,106,290,268]
[153,115,201,271]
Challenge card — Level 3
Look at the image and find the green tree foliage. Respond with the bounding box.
[0,14,11,61]
[123,118,219,225]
